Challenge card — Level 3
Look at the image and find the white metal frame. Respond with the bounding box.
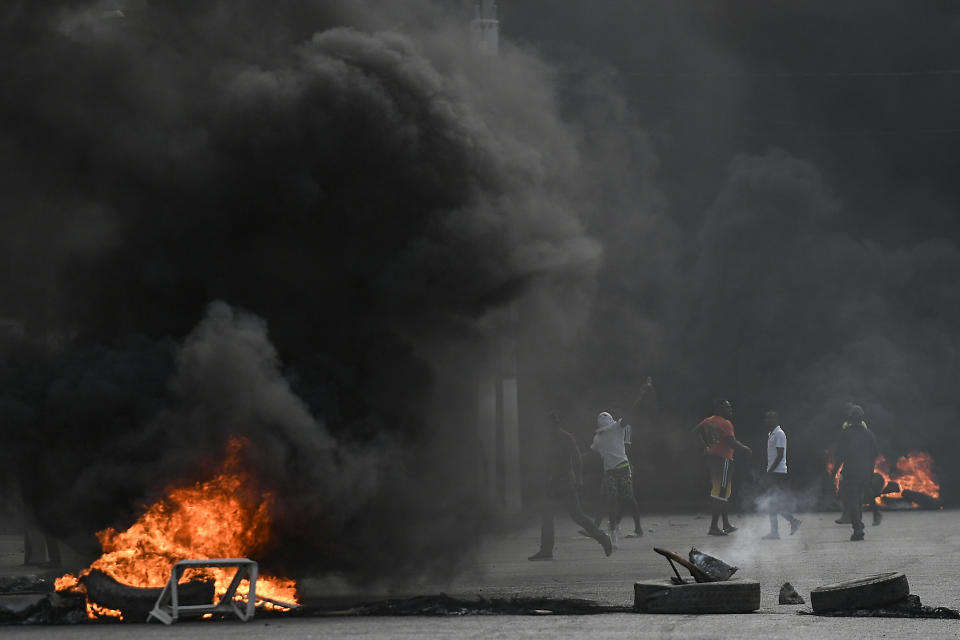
[147,558,258,624]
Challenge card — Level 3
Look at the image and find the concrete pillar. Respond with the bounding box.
[477,376,498,503]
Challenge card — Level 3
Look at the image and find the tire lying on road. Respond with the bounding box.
[634,579,761,614]
[810,572,909,613]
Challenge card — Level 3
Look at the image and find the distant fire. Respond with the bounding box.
[875,452,940,500]
[826,450,940,505]
[55,437,298,620]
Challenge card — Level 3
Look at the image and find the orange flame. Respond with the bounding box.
[825,449,840,492]
[56,437,298,618]
[875,452,940,500]
[826,450,940,505]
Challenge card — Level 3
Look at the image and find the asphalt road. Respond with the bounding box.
[3,508,959,638]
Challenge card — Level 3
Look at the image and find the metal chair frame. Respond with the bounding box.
[147,558,258,624]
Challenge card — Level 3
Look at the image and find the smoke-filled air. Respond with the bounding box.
[1,0,959,590]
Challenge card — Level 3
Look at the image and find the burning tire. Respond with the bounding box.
[810,572,909,613]
[80,570,215,622]
[634,579,761,613]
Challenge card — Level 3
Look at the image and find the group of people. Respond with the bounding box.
[528,379,653,560]
[692,400,801,540]
[529,385,881,561]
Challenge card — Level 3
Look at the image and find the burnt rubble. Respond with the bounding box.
[0,591,87,625]
[688,548,738,582]
[779,582,805,605]
[804,594,959,619]
[0,575,53,595]
[304,595,631,617]
[899,491,943,510]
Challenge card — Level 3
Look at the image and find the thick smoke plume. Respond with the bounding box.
[0,0,601,583]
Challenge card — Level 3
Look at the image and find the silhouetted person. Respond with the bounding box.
[529,412,613,560]
[835,408,884,527]
[693,399,752,536]
[834,405,879,541]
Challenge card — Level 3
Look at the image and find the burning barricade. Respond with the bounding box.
[52,437,298,622]
[826,450,941,511]
[873,453,941,509]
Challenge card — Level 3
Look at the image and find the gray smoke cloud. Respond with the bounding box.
[506,1,960,505]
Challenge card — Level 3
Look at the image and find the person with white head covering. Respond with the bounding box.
[589,378,654,545]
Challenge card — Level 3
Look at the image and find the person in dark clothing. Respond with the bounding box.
[834,405,880,541]
[529,412,614,560]
[835,409,884,527]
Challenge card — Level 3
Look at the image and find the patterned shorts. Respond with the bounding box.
[602,463,636,500]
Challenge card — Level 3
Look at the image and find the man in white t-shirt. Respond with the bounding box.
[762,410,801,540]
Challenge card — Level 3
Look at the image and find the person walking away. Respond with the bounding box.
[693,399,752,536]
[529,413,613,560]
[833,405,879,541]
[761,410,801,540]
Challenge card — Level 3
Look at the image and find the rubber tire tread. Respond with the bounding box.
[810,572,909,613]
[634,579,761,614]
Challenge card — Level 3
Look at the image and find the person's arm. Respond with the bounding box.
[691,420,710,453]
[624,377,655,422]
[723,435,752,456]
[768,447,784,473]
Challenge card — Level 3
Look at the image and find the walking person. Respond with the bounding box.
[529,412,613,560]
[833,405,879,541]
[693,399,752,536]
[835,408,884,527]
[761,410,801,540]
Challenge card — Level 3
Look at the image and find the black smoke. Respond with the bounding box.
[0,0,601,583]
